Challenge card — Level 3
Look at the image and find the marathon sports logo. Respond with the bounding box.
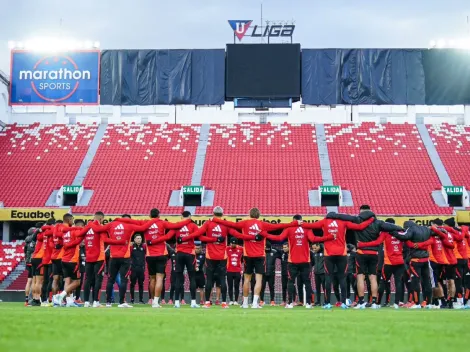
[228,20,295,41]
[18,54,92,103]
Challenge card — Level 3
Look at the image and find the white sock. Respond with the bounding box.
[59,291,67,300]
[154,297,159,304]
[243,296,249,305]
[191,299,196,305]
[253,295,259,305]
[175,300,180,305]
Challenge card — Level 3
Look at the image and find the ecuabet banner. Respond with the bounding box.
[0,208,71,221]
[9,50,100,105]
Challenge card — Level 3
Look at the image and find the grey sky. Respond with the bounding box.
[0,0,469,73]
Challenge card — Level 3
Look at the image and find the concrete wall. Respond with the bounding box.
[3,103,470,125]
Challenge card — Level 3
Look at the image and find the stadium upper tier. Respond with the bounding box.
[198,123,325,215]
[0,123,96,207]
[0,122,467,215]
[427,124,470,191]
[326,123,451,215]
[75,124,200,214]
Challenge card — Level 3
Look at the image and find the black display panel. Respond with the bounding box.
[226,44,301,99]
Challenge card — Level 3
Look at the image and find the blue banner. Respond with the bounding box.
[10,50,100,105]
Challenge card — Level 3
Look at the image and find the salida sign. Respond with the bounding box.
[228,20,295,41]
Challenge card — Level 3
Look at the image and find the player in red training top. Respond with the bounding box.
[264,214,335,309]
[188,206,259,309]
[226,238,243,305]
[213,207,298,309]
[30,219,54,306]
[443,218,468,308]
[117,208,191,308]
[431,219,457,308]
[356,218,406,309]
[53,219,91,307]
[302,213,374,309]
[91,215,152,308]
[78,211,128,307]
[158,211,200,308]
[80,211,107,308]
[50,216,71,300]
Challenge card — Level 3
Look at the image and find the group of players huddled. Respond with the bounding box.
[22,205,470,310]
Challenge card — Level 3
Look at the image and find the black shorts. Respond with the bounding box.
[26,264,33,278]
[244,257,266,275]
[195,273,205,289]
[146,256,167,275]
[62,262,81,280]
[31,258,44,276]
[175,253,195,273]
[430,262,443,284]
[214,275,221,287]
[356,253,378,275]
[445,264,457,280]
[52,259,63,276]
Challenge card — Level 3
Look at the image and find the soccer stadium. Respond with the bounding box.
[1,2,470,351]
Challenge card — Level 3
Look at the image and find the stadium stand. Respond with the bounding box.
[74,124,200,215]
[197,123,325,215]
[0,241,24,283]
[325,123,452,215]
[0,123,97,207]
[427,124,470,190]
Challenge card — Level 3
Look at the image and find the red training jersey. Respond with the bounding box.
[265,226,333,264]
[213,218,297,258]
[119,218,190,257]
[168,222,199,255]
[358,231,404,265]
[92,220,149,259]
[189,220,256,260]
[41,232,53,265]
[444,226,468,260]
[62,227,88,263]
[32,232,47,259]
[51,224,67,260]
[226,246,243,272]
[303,218,374,256]
[436,229,457,265]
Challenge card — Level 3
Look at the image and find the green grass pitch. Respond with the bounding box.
[0,302,468,352]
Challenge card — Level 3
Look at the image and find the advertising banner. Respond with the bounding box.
[9,50,100,105]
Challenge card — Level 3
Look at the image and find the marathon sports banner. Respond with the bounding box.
[9,50,100,105]
[0,208,70,221]
[75,215,441,227]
